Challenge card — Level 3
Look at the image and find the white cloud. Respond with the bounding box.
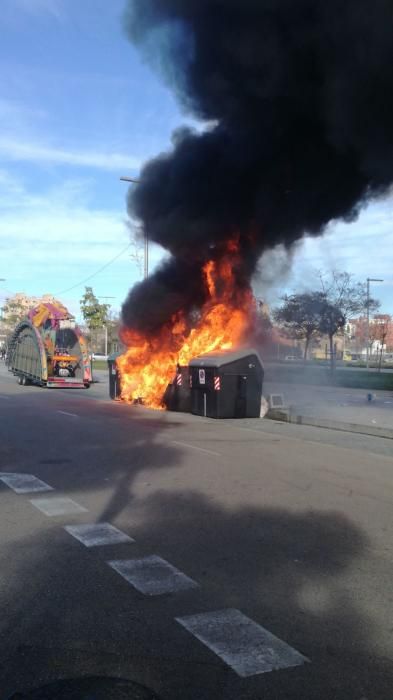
[2,0,65,23]
[0,97,141,172]
[294,203,393,280]
[0,173,144,307]
[0,137,141,171]
[259,198,393,313]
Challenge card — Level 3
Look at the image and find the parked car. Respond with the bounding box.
[284,355,299,361]
[92,353,108,361]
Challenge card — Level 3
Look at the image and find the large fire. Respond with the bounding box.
[117,241,255,408]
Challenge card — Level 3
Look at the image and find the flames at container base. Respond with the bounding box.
[117,240,255,409]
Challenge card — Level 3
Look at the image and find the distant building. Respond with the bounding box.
[1,292,57,329]
[345,314,393,357]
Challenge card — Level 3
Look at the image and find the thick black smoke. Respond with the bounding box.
[122,0,393,334]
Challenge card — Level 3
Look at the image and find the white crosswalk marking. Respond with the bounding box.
[65,523,134,547]
[176,609,309,677]
[30,497,87,516]
[0,473,53,494]
[107,555,199,595]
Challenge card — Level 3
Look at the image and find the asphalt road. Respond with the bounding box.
[0,363,392,699]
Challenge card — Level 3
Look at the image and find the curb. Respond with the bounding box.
[266,410,393,440]
[292,414,393,440]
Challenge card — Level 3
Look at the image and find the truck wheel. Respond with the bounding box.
[84,383,91,389]
[17,375,23,385]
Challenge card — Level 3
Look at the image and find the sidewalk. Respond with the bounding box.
[264,381,393,436]
[92,368,393,438]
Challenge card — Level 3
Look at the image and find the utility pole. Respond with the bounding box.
[366,278,383,370]
[120,176,148,279]
[98,296,115,356]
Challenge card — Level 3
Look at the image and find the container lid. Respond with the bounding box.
[189,347,263,368]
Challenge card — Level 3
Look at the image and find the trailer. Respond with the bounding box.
[7,301,92,388]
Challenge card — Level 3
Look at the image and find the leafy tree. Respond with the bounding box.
[273,292,326,360]
[80,287,110,331]
[317,300,346,371]
[105,309,122,354]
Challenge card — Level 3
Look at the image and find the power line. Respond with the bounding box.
[55,243,131,296]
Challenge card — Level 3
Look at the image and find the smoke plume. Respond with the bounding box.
[122,0,393,334]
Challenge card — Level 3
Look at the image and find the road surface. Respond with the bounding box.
[0,363,392,699]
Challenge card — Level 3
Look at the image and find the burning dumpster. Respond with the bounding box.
[163,365,191,412]
[189,349,263,419]
[108,352,122,399]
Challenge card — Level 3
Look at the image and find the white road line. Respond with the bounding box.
[30,497,87,516]
[176,609,309,677]
[57,410,78,417]
[171,440,222,457]
[0,473,53,494]
[107,555,199,595]
[65,523,134,547]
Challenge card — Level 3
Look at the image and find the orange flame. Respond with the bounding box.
[117,241,255,408]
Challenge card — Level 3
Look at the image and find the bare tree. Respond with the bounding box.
[319,271,380,319]
[126,219,144,277]
[373,316,391,371]
[318,271,380,371]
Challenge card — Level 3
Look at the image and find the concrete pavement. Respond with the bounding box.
[92,367,393,433]
[264,380,393,432]
[0,363,392,698]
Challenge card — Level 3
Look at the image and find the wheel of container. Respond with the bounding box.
[17,375,23,385]
[84,383,91,389]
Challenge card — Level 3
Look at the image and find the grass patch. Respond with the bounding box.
[91,360,108,371]
[266,365,393,390]
[334,370,393,390]
[91,358,393,390]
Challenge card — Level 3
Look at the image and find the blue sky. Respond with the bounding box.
[0,0,392,321]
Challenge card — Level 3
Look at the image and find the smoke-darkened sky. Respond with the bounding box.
[122,0,393,332]
[1,1,392,319]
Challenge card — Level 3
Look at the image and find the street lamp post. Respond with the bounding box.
[119,176,148,279]
[366,278,383,370]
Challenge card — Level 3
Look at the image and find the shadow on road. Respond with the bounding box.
[0,390,392,699]
[0,481,391,698]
